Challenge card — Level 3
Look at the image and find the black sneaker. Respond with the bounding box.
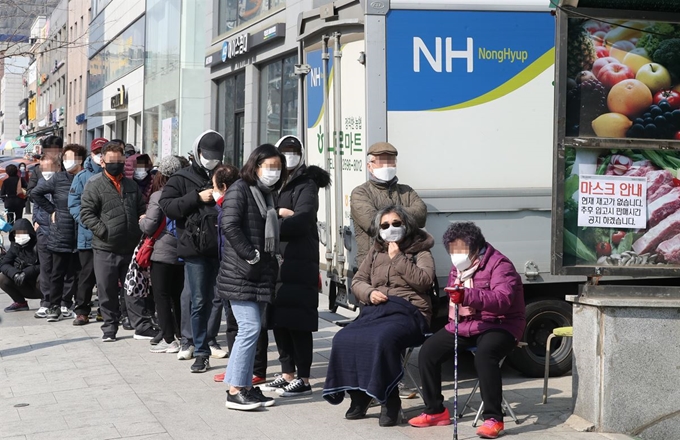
[249,386,275,407]
[46,305,62,322]
[102,333,117,342]
[190,355,209,373]
[278,378,312,397]
[150,331,163,346]
[225,389,262,411]
[121,316,133,331]
[260,374,289,392]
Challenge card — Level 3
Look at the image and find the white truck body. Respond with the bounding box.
[297,0,574,376]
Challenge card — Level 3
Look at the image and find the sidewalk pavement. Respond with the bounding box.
[0,294,632,440]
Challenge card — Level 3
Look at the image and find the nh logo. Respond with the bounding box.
[309,67,322,87]
[413,37,474,73]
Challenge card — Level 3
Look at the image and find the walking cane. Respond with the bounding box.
[453,302,459,440]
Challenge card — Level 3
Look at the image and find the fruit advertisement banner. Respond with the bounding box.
[566,18,680,140]
[563,148,680,268]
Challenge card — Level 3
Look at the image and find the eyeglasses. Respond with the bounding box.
[380,220,402,230]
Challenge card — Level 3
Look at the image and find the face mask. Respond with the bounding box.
[15,234,30,246]
[105,162,125,177]
[284,153,301,169]
[451,253,472,271]
[200,154,220,171]
[93,154,102,165]
[19,167,25,172]
[212,190,222,202]
[379,225,405,242]
[43,171,55,181]
[259,169,281,187]
[64,160,78,172]
[134,169,148,181]
[372,166,397,182]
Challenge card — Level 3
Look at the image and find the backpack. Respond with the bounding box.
[181,171,219,257]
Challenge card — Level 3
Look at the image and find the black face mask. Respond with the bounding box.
[105,162,125,177]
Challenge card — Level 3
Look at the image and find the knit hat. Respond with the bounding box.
[157,155,183,177]
[90,137,108,153]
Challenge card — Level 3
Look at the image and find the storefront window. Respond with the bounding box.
[217,0,285,35]
[143,0,181,160]
[88,18,145,96]
[216,72,246,166]
[259,55,298,145]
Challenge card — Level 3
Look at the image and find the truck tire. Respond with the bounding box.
[507,299,573,378]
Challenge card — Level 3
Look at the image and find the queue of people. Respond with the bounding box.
[0,134,525,439]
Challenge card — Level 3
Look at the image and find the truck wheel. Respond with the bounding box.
[507,299,573,378]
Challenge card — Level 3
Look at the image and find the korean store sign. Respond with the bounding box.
[578,174,647,229]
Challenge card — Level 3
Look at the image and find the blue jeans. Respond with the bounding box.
[184,257,219,357]
[225,300,264,387]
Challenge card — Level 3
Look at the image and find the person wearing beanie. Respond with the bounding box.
[67,137,109,325]
[159,130,225,372]
[140,155,185,354]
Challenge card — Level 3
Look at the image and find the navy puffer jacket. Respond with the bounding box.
[31,171,77,253]
[217,179,278,303]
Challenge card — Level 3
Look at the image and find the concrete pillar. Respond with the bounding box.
[569,288,680,439]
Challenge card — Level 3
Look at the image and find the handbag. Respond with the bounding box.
[16,177,26,199]
[135,217,166,269]
[125,240,151,298]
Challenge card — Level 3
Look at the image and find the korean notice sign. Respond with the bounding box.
[577,175,647,229]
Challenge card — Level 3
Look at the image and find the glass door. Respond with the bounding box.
[235,111,245,167]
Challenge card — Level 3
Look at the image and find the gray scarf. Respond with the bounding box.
[250,181,279,254]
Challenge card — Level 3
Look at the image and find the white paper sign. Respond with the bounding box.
[577,174,647,229]
[161,118,172,158]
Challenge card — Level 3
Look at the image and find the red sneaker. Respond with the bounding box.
[213,372,225,383]
[408,408,451,427]
[476,418,504,438]
[252,375,266,385]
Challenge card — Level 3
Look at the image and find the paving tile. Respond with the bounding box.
[1,417,68,437]
[25,423,120,440]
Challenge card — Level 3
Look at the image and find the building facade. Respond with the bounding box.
[86,0,145,148]
[65,0,91,145]
[0,56,30,143]
[204,0,307,167]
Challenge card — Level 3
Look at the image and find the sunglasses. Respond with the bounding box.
[380,220,402,230]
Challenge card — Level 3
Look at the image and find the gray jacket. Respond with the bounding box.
[139,191,181,265]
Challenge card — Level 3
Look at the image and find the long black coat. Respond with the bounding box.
[1,175,27,211]
[0,218,40,281]
[217,179,278,303]
[31,171,77,253]
[273,165,331,332]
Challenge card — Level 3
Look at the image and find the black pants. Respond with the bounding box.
[49,252,80,308]
[93,249,152,336]
[151,261,183,344]
[74,249,96,316]
[36,235,52,307]
[226,301,269,378]
[0,273,41,303]
[419,328,516,421]
[273,327,313,378]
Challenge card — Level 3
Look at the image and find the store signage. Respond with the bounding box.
[111,85,128,109]
[75,113,86,125]
[206,23,286,67]
[221,33,249,62]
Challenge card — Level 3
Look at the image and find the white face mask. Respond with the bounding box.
[212,190,222,201]
[379,225,405,242]
[451,253,472,271]
[200,154,220,171]
[64,160,78,172]
[372,166,397,182]
[284,153,301,169]
[43,171,55,181]
[134,169,148,181]
[15,234,30,246]
[259,169,281,187]
[93,153,102,165]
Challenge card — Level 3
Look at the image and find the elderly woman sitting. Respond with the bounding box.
[323,205,435,427]
[408,222,525,440]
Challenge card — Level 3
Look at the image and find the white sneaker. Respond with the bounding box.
[61,306,74,319]
[34,307,48,318]
[210,344,228,359]
[150,340,180,354]
[177,344,194,360]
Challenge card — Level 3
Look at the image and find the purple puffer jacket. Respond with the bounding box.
[445,243,526,341]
